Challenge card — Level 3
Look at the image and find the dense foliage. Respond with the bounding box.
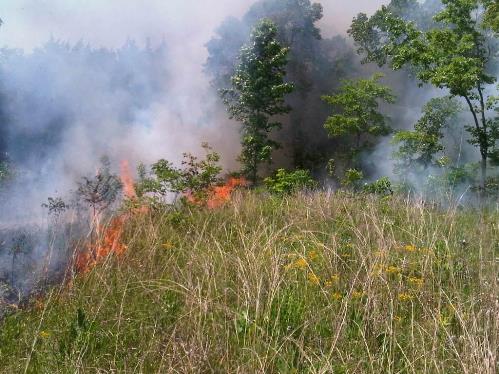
[349,0,499,189]
[222,19,294,183]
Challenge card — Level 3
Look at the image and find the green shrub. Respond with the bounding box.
[341,168,363,190]
[363,177,393,196]
[137,143,222,204]
[264,169,317,195]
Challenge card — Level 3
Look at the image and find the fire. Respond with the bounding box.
[74,166,245,274]
[186,177,247,209]
[207,177,247,209]
[120,160,137,199]
[75,160,141,274]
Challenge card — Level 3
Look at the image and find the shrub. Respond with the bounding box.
[363,177,393,196]
[137,143,223,204]
[341,169,363,190]
[264,169,317,195]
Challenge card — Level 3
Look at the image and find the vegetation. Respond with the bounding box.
[0,192,497,372]
[349,0,499,189]
[76,157,122,218]
[137,143,223,204]
[222,19,294,183]
[322,74,395,171]
[393,96,462,173]
[1,1,498,373]
[264,168,317,195]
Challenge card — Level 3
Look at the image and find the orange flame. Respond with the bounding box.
[186,177,247,209]
[75,160,144,274]
[120,160,137,199]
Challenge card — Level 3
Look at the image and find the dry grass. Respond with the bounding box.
[0,191,497,373]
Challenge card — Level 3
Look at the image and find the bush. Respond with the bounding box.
[264,169,317,195]
[363,177,393,196]
[137,143,223,204]
[341,169,363,190]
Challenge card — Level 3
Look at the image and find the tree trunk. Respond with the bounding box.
[480,155,487,193]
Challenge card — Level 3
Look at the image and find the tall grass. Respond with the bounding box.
[0,191,497,373]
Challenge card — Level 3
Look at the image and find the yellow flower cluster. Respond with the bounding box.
[352,290,365,299]
[307,250,319,260]
[324,274,340,287]
[331,292,343,301]
[403,244,417,252]
[162,242,175,250]
[285,257,308,271]
[408,277,424,287]
[386,266,401,274]
[398,293,413,302]
[308,273,320,285]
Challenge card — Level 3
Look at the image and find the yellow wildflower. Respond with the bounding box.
[162,242,175,250]
[398,293,413,302]
[307,250,319,261]
[331,292,343,301]
[408,277,424,287]
[285,257,308,271]
[330,274,340,282]
[352,290,365,299]
[393,315,402,323]
[403,244,417,252]
[386,266,401,274]
[308,273,320,285]
[39,331,50,339]
[324,274,340,288]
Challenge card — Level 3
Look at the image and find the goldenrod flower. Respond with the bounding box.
[162,242,174,250]
[285,257,308,271]
[39,331,50,339]
[352,290,364,299]
[398,293,413,302]
[408,277,424,287]
[308,273,320,285]
[386,266,401,274]
[403,244,417,252]
[330,274,340,282]
[307,250,319,260]
[331,292,343,301]
[393,315,402,322]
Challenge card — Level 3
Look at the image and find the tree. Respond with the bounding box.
[321,74,395,167]
[206,1,356,170]
[393,96,462,172]
[349,0,499,190]
[483,0,499,32]
[222,19,294,183]
[76,157,122,219]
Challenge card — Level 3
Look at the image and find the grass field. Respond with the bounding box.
[0,191,497,373]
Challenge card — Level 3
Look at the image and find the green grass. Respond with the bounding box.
[0,191,497,373]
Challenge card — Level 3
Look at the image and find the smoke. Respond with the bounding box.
[1,0,493,305]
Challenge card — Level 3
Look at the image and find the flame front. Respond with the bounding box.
[75,160,139,274]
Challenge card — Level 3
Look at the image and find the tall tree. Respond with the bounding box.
[349,0,499,190]
[322,74,395,169]
[222,19,294,183]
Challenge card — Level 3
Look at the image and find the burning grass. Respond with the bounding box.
[0,191,497,373]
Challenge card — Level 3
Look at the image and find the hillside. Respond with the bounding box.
[0,191,497,373]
